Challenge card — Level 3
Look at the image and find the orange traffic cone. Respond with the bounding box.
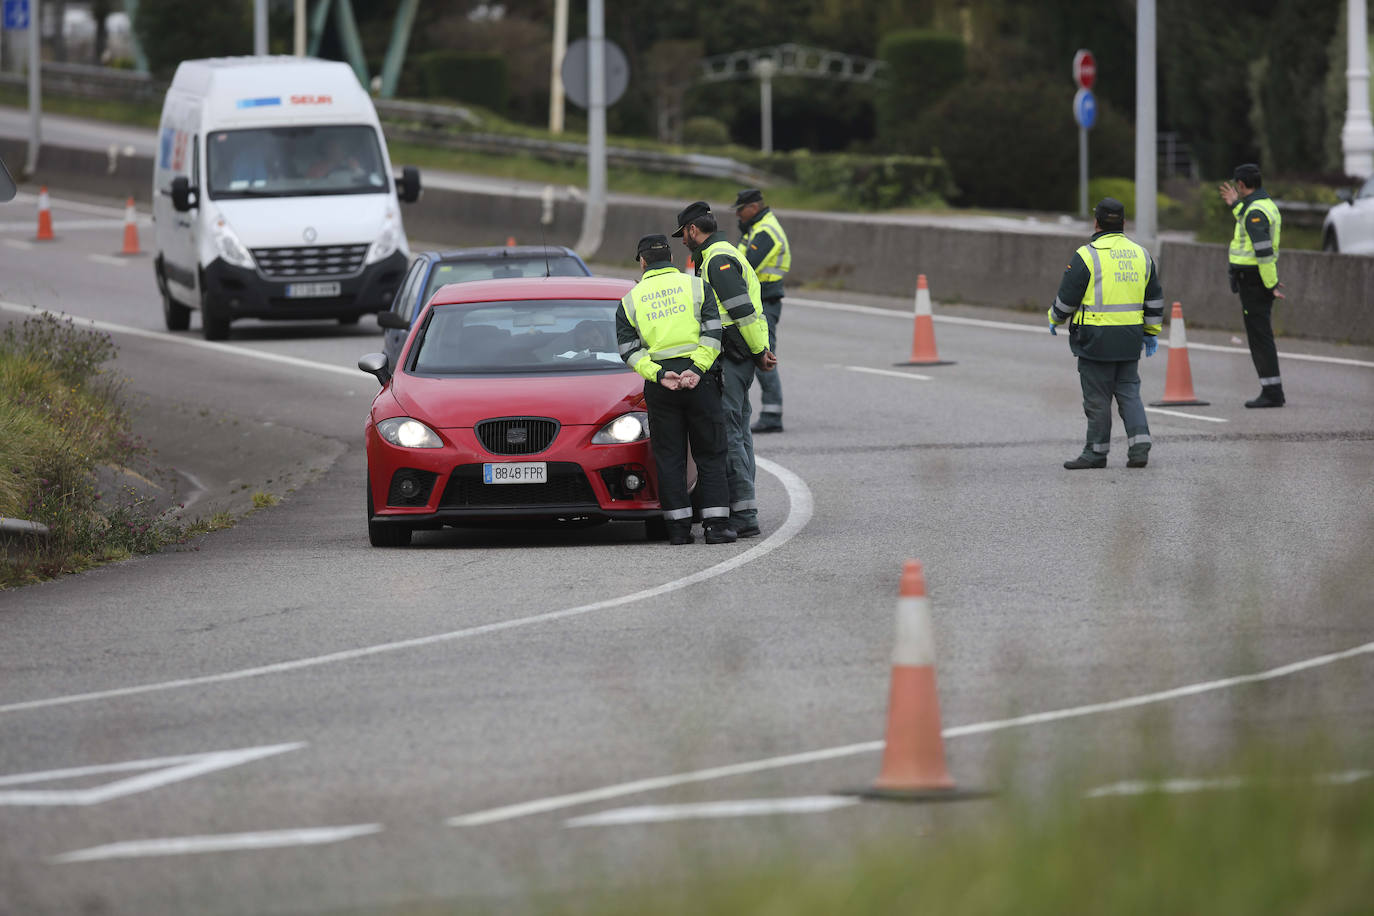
[119,197,142,256]
[1149,302,1210,406]
[35,186,55,241]
[506,236,517,247]
[896,274,954,366]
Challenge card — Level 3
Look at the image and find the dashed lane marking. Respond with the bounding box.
[1144,406,1228,423]
[564,796,860,828]
[50,824,382,864]
[87,254,131,268]
[1086,770,1372,799]
[3,238,33,251]
[0,219,145,233]
[835,364,933,382]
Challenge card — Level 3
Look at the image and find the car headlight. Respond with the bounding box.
[376,417,443,448]
[212,217,255,269]
[366,213,402,264]
[592,412,649,444]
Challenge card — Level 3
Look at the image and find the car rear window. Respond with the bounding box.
[424,256,588,300]
[411,300,626,374]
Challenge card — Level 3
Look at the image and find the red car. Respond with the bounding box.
[359,275,674,546]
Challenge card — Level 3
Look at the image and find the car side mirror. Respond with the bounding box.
[376,311,409,330]
[358,352,392,386]
[396,165,421,204]
[170,176,199,212]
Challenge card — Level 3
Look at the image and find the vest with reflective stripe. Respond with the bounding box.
[1228,195,1281,285]
[697,238,769,358]
[621,269,706,366]
[739,210,791,286]
[699,238,762,327]
[1071,234,1151,360]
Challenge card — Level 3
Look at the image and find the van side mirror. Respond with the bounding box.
[377,311,409,330]
[358,351,392,385]
[170,176,199,212]
[396,166,421,204]
[1336,187,1354,205]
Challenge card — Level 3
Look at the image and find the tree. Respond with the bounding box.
[134,0,252,77]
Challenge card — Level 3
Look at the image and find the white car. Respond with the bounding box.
[1322,176,1374,254]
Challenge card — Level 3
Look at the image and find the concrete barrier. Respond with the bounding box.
[6,139,1370,344]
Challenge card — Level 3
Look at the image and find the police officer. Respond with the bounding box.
[734,188,791,434]
[1220,163,1286,408]
[673,200,776,539]
[616,234,736,545]
[1048,198,1164,469]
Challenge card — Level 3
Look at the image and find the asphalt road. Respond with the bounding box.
[1,190,1372,916]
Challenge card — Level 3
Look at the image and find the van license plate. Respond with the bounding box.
[483,463,547,484]
[285,282,341,298]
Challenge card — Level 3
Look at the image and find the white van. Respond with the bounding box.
[152,56,421,340]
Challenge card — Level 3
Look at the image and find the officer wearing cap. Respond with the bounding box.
[1048,198,1164,469]
[734,188,791,434]
[616,234,736,545]
[1220,163,1286,408]
[673,201,777,539]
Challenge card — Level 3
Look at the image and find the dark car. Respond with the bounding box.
[379,246,592,364]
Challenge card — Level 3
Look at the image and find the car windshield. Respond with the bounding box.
[207,125,386,199]
[411,300,626,375]
[423,256,588,299]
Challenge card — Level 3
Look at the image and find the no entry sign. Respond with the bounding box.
[1073,49,1097,90]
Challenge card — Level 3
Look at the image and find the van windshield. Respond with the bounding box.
[207,125,386,199]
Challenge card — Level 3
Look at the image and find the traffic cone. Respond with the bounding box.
[895,274,954,366]
[118,197,142,256]
[506,236,517,247]
[1149,302,1210,406]
[35,186,55,241]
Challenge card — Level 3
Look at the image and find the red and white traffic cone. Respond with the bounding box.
[896,274,954,366]
[35,186,55,241]
[1150,302,1210,406]
[119,197,142,256]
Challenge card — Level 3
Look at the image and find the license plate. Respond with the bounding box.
[285,281,341,298]
[483,462,547,484]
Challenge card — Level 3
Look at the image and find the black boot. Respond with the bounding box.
[1126,449,1149,469]
[704,522,738,544]
[1245,385,1285,408]
[667,525,694,546]
[751,416,783,434]
[1064,454,1107,470]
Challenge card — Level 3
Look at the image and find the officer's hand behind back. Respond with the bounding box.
[756,350,778,371]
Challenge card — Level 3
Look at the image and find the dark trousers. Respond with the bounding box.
[1236,270,1281,384]
[755,298,783,418]
[1078,357,1151,457]
[643,374,730,532]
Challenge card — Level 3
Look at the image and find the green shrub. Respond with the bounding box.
[681,116,730,147]
[1087,177,1183,225]
[876,30,967,153]
[744,150,957,210]
[415,51,508,114]
[133,0,251,79]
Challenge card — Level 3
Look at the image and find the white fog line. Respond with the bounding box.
[447,640,1374,827]
[87,254,131,268]
[0,301,360,379]
[50,824,382,864]
[1086,770,1372,799]
[11,190,142,219]
[0,219,137,232]
[0,458,812,716]
[790,296,1374,368]
[838,365,933,382]
[3,238,33,251]
[1144,406,1229,424]
[565,796,860,828]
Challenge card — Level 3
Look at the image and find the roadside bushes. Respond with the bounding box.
[745,151,958,210]
[414,51,509,115]
[876,30,967,154]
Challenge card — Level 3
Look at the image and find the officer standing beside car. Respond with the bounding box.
[734,188,791,434]
[673,200,777,539]
[616,234,736,546]
[1219,162,1286,408]
[1048,197,1164,469]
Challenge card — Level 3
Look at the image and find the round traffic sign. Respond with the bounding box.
[1073,49,1097,90]
[561,38,630,109]
[1073,88,1097,130]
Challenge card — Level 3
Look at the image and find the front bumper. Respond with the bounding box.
[203,251,408,321]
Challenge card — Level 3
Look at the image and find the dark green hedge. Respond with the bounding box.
[876,30,967,153]
[414,51,508,114]
[745,151,958,210]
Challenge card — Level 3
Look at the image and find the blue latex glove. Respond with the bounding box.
[1144,335,1158,357]
[1048,322,1058,336]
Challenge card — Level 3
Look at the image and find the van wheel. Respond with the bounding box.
[202,302,231,341]
[162,291,191,331]
[1323,231,1339,253]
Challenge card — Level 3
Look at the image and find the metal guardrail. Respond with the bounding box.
[2,63,775,186]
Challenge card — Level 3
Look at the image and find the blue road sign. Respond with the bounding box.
[2,0,30,31]
[1073,88,1097,130]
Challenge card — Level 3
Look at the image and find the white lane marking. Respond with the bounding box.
[836,364,933,382]
[11,190,142,219]
[447,639,1374,826]
[0,301,360,379]
[50,824,381,864]
[1086,770,1372,799]
[0,743,304,806]
[87,254,130,268]
[789,296,1374,368]
[1144,406,1229,423]
[565,796,859,828]
[4,238,33,251]
[0,219,140,232]
[0,458,812,715]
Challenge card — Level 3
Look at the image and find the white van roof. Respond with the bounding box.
[169,56,376,127]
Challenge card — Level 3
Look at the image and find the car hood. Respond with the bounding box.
[391,370,643,428]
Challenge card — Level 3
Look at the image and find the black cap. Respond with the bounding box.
[733,188,763,209]
[671,200,712,237]
[636,233,672,262]
[1233,162,1262,185]
[1094,197,1126,227]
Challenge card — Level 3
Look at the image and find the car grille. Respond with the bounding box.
[439,462,596,508]
[475,417,559,456]
[251,244,369,279]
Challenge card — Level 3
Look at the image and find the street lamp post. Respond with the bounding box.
[1343,0,1374,178]
[755,57,776,153]
[1134,0,1157,251]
